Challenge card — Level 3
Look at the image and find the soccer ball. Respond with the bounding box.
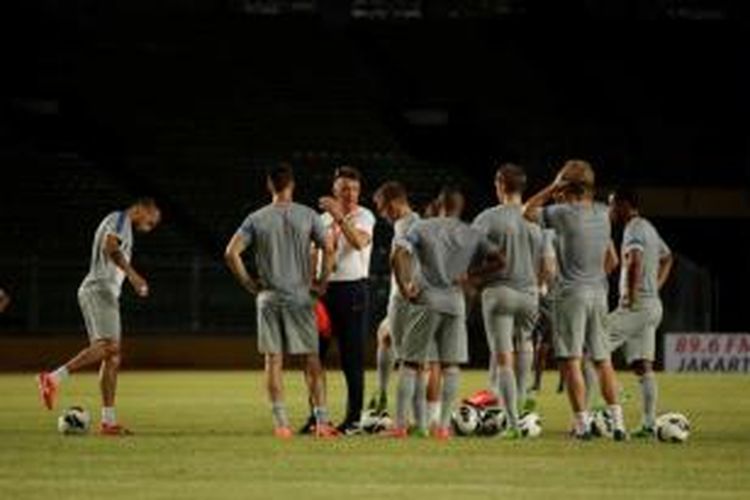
[360,409,381,433]
[451,404,481,436]
[656,412,690,443]
[57,406,91,435]
[590,408,615,439]
[477,407,507,436]
[519,412,542,438]
[360,409,393,434]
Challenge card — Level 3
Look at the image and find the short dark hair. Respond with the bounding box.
[495,163,527,194]
[133,197,158,209]
[373,181,407,205]
[437,185,464,214]
[611,187,639,208]
[334,165,362,183]
[267,163,295,192]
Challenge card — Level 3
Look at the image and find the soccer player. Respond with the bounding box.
[316,166,376,435]
[225,164,337,438]
[36,198,161,435]
[369,182,420,412]
[608,188,673,438]
[370,181,439,435]
[388,186,502,439]
[473,163,546,438]
[523,160,627,440]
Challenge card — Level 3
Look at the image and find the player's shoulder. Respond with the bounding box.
[355,206,376,224]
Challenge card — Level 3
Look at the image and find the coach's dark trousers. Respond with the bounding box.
[320,279,370,426]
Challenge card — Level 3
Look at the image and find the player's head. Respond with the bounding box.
[373,181,409,223]
[130,198,161,233]
[266,163,295,195]
[558,159,595,201]
[436,185,465,217]
[333,166,362,208]
[495,163,527,200]
[608,187,639,225]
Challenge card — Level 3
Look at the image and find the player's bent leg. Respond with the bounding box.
[37,339,113,411]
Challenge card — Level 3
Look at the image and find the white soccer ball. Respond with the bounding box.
[451,404,481,436]
[478,407,507,436]
[656,412,690,443]
[360,409,380,433]
[519,412,542,438]
[590,408,615,439]
[375,414,394,433]
[57,406,91,435]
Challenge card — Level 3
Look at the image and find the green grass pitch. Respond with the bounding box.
[1,370,748,499]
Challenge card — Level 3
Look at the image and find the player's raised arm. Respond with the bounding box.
[319,196,372,250]
[522,176,566,222]
[224,232,263,295]
[104,233,148,297]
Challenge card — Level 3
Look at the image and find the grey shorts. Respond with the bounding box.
[554,288,610,361]
[257,296,317,355]
[482,285,538,354]
[401,305,466,364]
[609,299,663,364]
[78,287,121,343]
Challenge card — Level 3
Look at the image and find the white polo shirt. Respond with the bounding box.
[321,206,376,282]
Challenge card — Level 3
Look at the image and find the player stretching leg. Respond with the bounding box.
[37,198,161,435]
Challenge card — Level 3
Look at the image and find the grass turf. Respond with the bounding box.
[0,370,748,499]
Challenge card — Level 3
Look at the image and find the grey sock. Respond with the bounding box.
[516,349,533,409]
[271,402,289,429]
[313,406,329,426]
[639,372,658,428]
[583,359,599,409]
[413,372,428,431]
[377,345,394,398]
[498,366,519,428]
[439,367,460,428]
[488,355,500,396]
[396,367,417,429]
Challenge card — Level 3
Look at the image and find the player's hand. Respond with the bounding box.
[129,273,149,298]
[319,196,345,223]
[243,279,264,296]
[310,279,328,298]
[400,282,420,303]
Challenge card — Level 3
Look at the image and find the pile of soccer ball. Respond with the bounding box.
[589,408,691,443]
[451,403,542,438]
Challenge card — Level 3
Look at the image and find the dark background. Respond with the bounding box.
[1,1,748,366]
